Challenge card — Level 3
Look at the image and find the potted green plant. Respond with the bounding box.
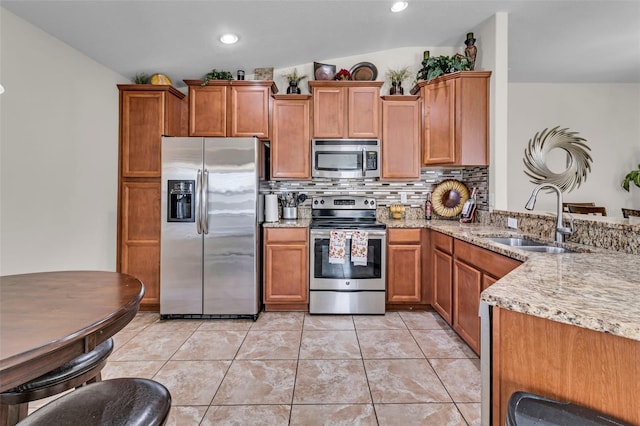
[622,163,640,191]
[282,68,307,94]
[133,73,149,84]
[201,69,234,86]
[385,67,410,95]
[416,54,472,82]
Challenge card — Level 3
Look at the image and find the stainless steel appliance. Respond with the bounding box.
[312,139,380,179]
[160,137,261,320]
[309,195,386,314]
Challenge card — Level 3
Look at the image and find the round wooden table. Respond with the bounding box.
[0,271,144,392]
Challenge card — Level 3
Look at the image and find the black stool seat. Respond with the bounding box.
[17,378,171,426]
[1,338,114,425]
[507,391,631,426]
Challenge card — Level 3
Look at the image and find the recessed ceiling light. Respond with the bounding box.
[220,34,239,44]
[390,1,408,12]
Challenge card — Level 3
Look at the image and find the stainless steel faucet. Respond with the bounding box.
[525,183,573,242]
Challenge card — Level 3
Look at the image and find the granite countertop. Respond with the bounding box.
[262,219,311,228]
[263,217,640,341]
[384,218,640,342]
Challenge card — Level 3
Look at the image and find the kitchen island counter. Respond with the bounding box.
[382,218,640,341]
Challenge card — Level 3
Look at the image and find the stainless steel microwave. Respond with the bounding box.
[311,139,380,179]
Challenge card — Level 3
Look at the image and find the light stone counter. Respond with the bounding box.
[383,218,640,341]
[261,216,640,340]
[262,219,311,228]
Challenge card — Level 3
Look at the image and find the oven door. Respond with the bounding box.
[309,229,386,291]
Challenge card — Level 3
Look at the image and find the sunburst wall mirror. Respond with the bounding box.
[523,126,592,192]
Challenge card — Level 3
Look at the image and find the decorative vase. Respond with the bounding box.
[390,81,398,95]
[397,82,404,95]
[287,80,301,94]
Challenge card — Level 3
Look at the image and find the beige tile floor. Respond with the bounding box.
[36,310,482,425]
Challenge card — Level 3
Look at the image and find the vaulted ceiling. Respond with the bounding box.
[2,1,639,85]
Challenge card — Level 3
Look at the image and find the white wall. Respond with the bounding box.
[0,9,128,275]
[507,83,640,216]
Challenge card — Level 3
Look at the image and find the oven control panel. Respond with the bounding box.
[312,195,376,210]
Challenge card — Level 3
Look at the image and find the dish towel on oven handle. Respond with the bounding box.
[351,230,369,266]
[329,230,346,264]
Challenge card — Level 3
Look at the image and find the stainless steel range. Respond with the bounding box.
[309,195,386,315]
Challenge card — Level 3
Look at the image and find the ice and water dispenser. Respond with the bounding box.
[167,180,195,222]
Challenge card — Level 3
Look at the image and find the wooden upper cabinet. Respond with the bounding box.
[419,71,491,166]
[271,95,311,179]
[188,83,227,136]
[348,86,381,138]
[381,96,421,180]
[310,81,382,138]
[118,85,187,177]
[185,80,276,138]
[230,84,270,137]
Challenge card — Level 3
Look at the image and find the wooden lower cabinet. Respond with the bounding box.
[386,229,423,305]
[431,231,454,323]
[453,240,521,354]
[492,308,639,426]
[263,227,309,311]
[118,180,161,310]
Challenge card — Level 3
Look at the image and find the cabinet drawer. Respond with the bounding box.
[454,239,521,278]
[432,231,453,254]
[265,227,308,243]
[388,228,421,244]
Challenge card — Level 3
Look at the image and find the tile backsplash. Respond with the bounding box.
[261,167,489,210]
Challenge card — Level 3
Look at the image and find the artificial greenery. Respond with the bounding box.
[134,73,149,84]
[282,68,307,83]
[622,163,640,191]
[201,69,234,86]
[416,55,472,82]
[385,67,411,83]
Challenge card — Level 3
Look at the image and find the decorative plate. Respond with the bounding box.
[431,179,470,217]
[349,62,378,81]
[314,62,336,80]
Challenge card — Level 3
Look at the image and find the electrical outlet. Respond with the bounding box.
[400,192,407,203]
[507,217,518,229]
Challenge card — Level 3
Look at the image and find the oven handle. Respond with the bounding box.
[310,229,387,238]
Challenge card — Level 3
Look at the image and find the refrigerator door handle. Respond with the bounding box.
[196,169,203,234]
[202,169,209,234]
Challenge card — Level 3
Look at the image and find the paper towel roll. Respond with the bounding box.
[265,194,279,222]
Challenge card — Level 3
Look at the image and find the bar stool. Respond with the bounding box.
[566,205,607,216]
[506,391,630,425]
[16,378,171,426]
[0,338,114,426]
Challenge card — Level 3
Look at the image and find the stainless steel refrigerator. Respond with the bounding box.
[160,137,261,319]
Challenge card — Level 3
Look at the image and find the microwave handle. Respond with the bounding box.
[361,147,366,177]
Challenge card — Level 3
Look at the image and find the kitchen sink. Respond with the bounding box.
[488,237,546,247]
[487,237,576,253]
[517,246,575,254]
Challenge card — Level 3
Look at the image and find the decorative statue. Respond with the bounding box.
[464,32,477,70]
